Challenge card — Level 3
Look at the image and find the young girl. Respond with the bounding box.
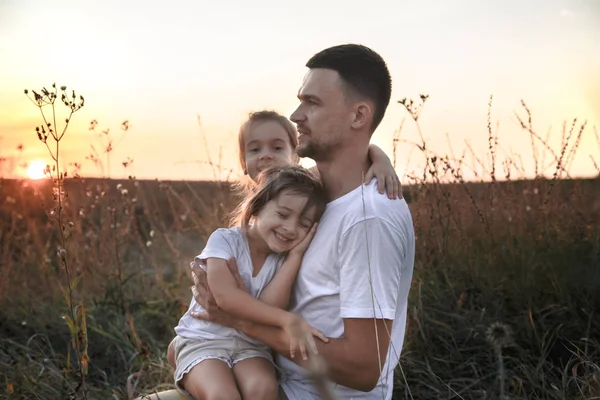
[172,165,329,400]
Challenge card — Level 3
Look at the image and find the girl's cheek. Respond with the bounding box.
[286,150,296,162]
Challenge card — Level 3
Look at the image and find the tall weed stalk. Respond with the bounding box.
[24,84,89,399]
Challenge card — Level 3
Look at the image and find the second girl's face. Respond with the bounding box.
[253,189,317,254]
[244,120,296,181]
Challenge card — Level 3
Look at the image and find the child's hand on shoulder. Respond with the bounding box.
[364,152,402,200]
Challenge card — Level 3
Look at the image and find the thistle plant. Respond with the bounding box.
[486,321,514,399]
[24,83,89,399]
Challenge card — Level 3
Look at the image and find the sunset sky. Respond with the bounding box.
[1,0,599,181]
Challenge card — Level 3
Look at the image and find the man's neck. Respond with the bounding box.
[316,143,370,202]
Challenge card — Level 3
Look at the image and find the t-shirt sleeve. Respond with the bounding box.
[196,229,236,263]
[339,217,407,320]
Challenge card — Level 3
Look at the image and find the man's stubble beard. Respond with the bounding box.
[296,137,342,162]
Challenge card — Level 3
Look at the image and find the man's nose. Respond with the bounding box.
[290,105,304,123]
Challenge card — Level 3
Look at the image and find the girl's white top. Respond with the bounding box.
[174,226,284,346]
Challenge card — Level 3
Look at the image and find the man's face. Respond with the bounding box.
[290,69,354,161]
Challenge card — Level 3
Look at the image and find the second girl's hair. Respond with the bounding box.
[230,165,327,230]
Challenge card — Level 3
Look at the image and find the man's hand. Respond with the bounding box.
[189,257,247,328]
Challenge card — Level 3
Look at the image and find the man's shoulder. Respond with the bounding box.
[342,180,412,224]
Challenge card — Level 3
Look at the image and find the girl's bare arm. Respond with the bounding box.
[207,257,290,327]
[259,223,317,309]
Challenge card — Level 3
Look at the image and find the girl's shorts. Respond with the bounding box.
[171,335,274,392]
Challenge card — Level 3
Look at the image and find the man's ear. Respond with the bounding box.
[351,101,373,130]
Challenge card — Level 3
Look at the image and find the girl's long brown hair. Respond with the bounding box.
[229,165,328,230]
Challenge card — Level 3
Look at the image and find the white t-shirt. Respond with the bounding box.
[174,227,284,346]
[278,180,415,400]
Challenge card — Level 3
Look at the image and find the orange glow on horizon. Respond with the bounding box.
[25,160,47,180]
[0,1,598,181]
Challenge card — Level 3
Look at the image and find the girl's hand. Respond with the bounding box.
[289,223,318,258]
[364,148,402,200]
[282,314,328,360]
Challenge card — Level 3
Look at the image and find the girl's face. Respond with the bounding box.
[244,120,296,181]
[252,189,317,254]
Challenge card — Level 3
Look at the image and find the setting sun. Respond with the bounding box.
[26,160,47,180]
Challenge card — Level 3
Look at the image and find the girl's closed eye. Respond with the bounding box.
[300,219,313,229]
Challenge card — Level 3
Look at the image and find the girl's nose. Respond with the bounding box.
[281,222,297,237]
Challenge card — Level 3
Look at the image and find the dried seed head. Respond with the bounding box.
[486,322,513,348]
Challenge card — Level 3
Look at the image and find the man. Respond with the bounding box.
[191,43,415,400]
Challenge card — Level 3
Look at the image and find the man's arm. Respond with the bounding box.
[239,316,393,392]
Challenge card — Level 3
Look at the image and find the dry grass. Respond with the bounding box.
[0,88,599,399]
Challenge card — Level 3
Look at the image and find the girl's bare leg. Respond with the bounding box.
[181,359,241,400]
[167,340,176,369]
[232,357,278,400]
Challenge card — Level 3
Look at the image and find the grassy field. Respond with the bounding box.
[1,89,599,399]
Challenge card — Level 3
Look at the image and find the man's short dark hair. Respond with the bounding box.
[306,44,392,132]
